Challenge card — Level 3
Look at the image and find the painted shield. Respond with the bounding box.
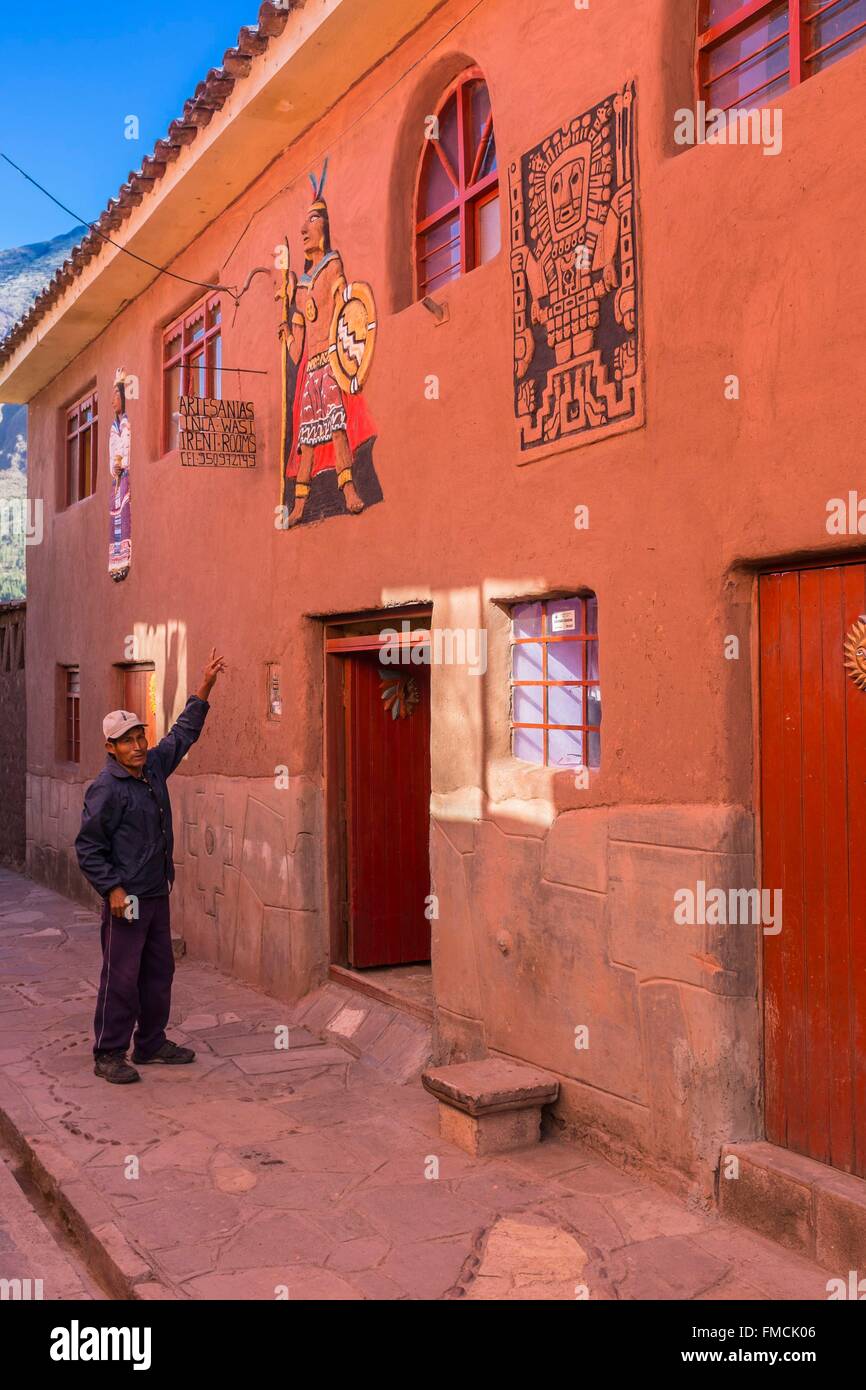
[328,281,377,395]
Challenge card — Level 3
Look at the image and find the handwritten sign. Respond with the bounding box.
[178,396,257,468]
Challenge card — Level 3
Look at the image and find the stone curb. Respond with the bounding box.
[0,1071,174,1301]
[0,1142,89,1300]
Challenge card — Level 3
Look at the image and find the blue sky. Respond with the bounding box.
[0,2,254,249]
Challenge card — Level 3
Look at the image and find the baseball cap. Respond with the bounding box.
[103,709,145,741]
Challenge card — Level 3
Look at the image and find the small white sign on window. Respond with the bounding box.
[550,609,576,633]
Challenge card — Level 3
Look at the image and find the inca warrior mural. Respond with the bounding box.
[277,162,381,526]
[108,368,131,580]
[510,81,642,454]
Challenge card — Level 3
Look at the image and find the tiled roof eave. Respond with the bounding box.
[0,2,296,369]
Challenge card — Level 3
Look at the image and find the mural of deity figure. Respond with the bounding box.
[277,163,381,527]
[108,368,131,581]
[510,81,642,453]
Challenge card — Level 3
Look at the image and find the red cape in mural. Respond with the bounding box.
[284,346,376,481]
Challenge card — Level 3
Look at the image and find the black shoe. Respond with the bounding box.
[132,1039,196,1065]
[94,1050,140,1084]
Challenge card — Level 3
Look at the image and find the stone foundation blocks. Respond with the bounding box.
[720,1141,866,1272]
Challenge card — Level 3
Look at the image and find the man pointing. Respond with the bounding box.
[75,649,227,1084]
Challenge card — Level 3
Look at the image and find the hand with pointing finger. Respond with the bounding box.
[197,648,227,701]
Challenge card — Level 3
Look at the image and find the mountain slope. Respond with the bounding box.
[0,225,84,600]
[0,225,85,338]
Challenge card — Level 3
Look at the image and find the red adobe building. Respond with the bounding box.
[2,0,866,1241]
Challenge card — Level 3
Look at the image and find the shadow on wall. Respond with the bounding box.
[658,0,707,161]
[164,624,180,730]
[410,579,760,1201]
[128,619,186,735]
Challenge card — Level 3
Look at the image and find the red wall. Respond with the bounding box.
[22,0,866,1195]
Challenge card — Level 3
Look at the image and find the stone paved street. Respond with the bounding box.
[0,868,834,1301]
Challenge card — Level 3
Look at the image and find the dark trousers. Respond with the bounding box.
[93,896,174,1058]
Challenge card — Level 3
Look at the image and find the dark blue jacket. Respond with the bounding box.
[75,695,209,899]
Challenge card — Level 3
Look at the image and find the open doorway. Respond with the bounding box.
[325,610,433,983]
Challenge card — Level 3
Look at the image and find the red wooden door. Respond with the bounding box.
[345,652,432,967]
[760,563,866,1177]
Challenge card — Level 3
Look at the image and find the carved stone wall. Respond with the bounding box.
[26,775,93,905]
[431,801,761,1200]
[26,770,328,1004]
[171,774,326,1002]
[26,765,759,1197]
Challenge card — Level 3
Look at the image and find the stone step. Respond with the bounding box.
[422,1057,559,1156]
[720,1140,866,1274]
[287,980,432,1085]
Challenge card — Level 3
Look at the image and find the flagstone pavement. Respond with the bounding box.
[0,868,834,1301]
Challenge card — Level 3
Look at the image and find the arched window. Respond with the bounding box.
[415,68,500,299]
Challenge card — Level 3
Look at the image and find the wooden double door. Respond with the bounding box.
[759,561,866,1177]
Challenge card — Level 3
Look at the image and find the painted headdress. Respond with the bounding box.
[307,157,329,212]
[303,159,331,270]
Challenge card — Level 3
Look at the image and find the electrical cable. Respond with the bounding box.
[0,152,238,299]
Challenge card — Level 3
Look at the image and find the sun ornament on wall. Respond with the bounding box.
[843,617,866,690]
[379,669,420,719]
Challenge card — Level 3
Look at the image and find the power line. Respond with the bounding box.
[0,151,238,299]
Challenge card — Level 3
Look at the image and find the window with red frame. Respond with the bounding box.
[65,391,98,506]
[415,68,500,298]
[510,596,601,770]
[162,294,221,451]
[698,0,866,110]
[64,666,80,763]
